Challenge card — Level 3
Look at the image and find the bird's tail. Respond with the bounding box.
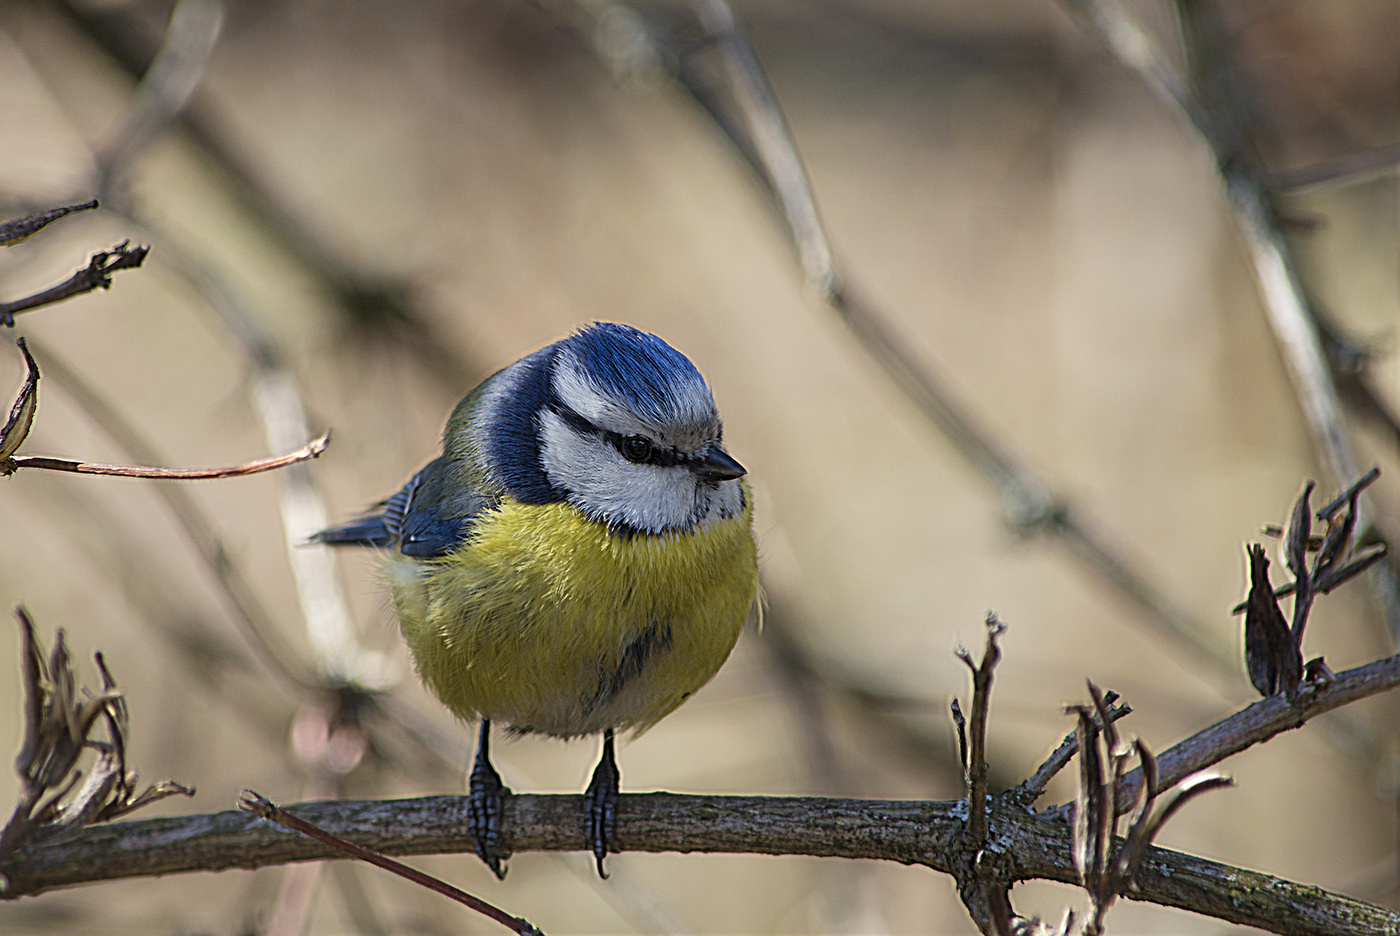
[309,515,391,548]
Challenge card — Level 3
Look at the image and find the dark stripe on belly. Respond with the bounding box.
[585,618,673,715]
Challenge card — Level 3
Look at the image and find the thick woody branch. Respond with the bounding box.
[0,793,1392,936]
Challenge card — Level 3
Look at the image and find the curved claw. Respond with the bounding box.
[468,720,511,879]
[584,728,620,878]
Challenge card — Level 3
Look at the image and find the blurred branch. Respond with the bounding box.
[1268,142,1400,194]
[0,790,1392,935]
[548,0,1242,686]
[95,0,223,198]
[16,335,318,693]
[1058,0,1400,644]
[49,0,482,388]
[59,0,389,686]
[0,241,148,326]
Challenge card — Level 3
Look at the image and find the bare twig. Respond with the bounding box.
[1065,684,1233,934]
[953,614,1008,934]
[0,242,148,326]
[240,791,543,936]
[0,201,99,247]
[1033,649,1400,819]
[3,431,329,479]
[955,615,1004,848]
[1008,691,1130,807]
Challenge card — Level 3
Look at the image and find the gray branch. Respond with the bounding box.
[1,792,1393,936]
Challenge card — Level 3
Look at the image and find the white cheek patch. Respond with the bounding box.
[539,410,711,533]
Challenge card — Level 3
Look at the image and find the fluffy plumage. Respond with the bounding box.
[316,323,758,875]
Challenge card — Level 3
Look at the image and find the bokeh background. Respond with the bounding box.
[0,0,1397,932]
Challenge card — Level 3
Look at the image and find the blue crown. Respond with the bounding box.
[568,323,714,425]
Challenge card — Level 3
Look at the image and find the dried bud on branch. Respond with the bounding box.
[0,201,99,248]
[1067,682,1232,934]
[1239,471,1387,699]
[0,609,193,870]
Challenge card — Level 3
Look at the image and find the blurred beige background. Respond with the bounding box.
[0,0,1397,933]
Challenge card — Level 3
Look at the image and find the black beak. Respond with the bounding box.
[694,446,746,482]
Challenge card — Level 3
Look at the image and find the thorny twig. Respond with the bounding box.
[0,242,149,327]
[1095,648,1400,818]
[0,608,192,866]
[955,614,1004,849]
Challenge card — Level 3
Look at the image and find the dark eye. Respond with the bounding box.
[620,435,652,463]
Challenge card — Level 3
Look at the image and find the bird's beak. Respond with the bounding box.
[694,445,746,482]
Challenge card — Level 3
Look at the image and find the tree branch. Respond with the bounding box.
[1030,650,1400,820]
[1,792,1393,936]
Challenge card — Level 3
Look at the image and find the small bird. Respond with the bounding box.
[315,322,759,878]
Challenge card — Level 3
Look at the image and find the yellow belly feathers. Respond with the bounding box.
[386,485,758,738]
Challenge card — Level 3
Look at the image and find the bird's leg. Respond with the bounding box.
[468,719,510,879]
[584,728,621,878]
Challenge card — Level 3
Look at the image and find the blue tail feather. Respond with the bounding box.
[310,515,392,548]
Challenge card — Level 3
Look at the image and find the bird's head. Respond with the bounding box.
[470,323,746,536]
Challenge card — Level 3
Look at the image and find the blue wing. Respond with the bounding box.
[312,457,496,558]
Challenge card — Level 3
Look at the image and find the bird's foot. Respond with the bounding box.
[469,720,511,879]
[584,728,620,878]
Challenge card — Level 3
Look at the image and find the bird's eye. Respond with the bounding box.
[620,435,652,463]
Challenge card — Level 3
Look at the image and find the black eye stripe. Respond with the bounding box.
[545,402,690,468]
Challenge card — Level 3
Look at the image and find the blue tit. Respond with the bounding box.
[315,322,759,878]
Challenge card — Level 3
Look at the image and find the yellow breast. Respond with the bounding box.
[386,485,758,738]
